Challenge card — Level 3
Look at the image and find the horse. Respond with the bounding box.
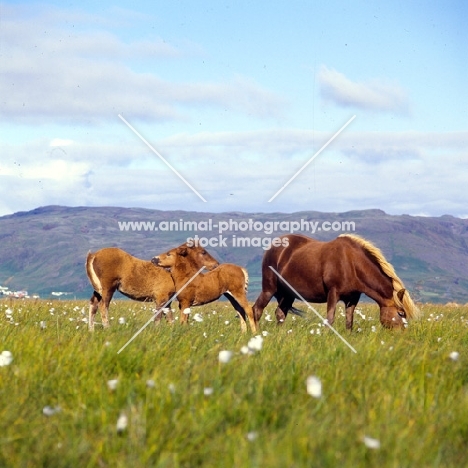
[151,244,258,333]
[253,233,419,330]
[86,244,217,331]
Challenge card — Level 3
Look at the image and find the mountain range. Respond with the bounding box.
[1,205,467,304]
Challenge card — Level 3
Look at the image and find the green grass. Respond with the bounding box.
[1,299,468,467]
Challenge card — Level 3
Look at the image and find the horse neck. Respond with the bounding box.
[171,259,203,287]
[359,266,395,308]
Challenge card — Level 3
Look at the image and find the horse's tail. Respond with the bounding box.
[289,305,306,317]
[85,251,102,294]
[241,267,249,292]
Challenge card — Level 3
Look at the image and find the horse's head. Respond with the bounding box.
[151,243,219,271]
[379,288,409,329]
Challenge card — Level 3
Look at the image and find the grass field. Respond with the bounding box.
[1,299,468,467]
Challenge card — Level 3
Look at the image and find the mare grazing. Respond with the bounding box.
[152,244,258,333]
[253,234,419,330]
[86,245,217,331]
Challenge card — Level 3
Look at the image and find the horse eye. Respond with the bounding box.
[397,311,405,317]
[202,250,207,254]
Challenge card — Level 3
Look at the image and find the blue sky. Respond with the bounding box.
[1,0,467,217]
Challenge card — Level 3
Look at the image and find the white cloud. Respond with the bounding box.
[0,6,285,124]
[318,66,410,114]
[50,139,74,147]
[1,128,467,217]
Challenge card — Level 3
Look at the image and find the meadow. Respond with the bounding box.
[1,299,468,468]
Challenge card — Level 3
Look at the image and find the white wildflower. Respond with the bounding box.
[107,379,119,391]
[0,351,13,367]
[43,406,61,417]
[240,346,252,355]
[146,379,156,388]
[193,313,203,322]
[246,431,258,441]
[449,351,460,362]
[116,412,128,433]
[306,375,322,398]
[247,335,263,352]
[203,387,214,396]
[265,314,273,322]
[118,317,126,325]
[356,309,366,320]
[363,436,381,449]
[218,350,233,363]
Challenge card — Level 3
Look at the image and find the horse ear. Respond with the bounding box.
[397,288,406,302]
[178,247,188,257]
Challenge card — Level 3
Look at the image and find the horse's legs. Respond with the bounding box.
[224,293,247,332]
[178,299,191,324]
[326,287,340,326]
[224,292,257,333]
[163,302,174,323]
[253,290,274,322]
[275,292,295,325]
[253,265,277,322]
[88,291,101,331]
[343,292,361,331]
[153,297,174,325]
[99,288,115,328]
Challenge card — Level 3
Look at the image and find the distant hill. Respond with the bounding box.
[0,205,467,303]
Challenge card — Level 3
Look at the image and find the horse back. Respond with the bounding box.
[260,234,373,301]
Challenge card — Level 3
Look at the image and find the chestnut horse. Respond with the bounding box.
[86,245,217,331]
[253,234,419,330]
[152,244,258,333]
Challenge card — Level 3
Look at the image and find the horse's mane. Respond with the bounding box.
[339,234,420,319]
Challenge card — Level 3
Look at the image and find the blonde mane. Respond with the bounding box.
[339,234,420,319]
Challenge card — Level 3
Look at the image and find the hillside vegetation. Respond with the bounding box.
[0,205,468,302]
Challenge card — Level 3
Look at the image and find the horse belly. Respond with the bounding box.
[118,274,158,302]
[193,282,222,306]
[118,285,153,302]
[280,262,327,303]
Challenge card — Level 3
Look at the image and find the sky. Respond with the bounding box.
[1,0,467,217]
